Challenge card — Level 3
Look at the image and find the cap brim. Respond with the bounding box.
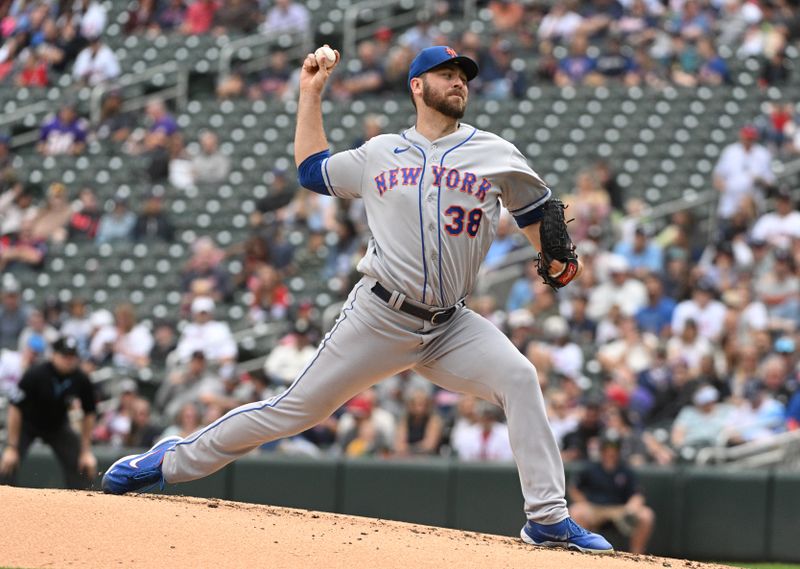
[431,56,479,82]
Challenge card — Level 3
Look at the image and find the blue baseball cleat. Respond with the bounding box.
[102,436,182,495]
[521,517,614,554]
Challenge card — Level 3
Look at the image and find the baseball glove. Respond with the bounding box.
[536,199,580,290]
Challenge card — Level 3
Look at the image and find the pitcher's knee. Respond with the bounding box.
[496,361,540,397]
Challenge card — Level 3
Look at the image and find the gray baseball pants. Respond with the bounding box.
[162,277,568,524]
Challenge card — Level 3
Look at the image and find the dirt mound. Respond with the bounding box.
[0,486,732,569]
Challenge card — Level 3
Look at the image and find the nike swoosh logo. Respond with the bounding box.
[393,147,409,154]
[129,447,162,469]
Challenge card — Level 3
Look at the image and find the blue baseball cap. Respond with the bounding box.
[407,46,479,89]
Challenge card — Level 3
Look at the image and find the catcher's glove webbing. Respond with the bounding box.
[536,199,579,290]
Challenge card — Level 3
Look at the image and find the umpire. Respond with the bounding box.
[0,336,98,489]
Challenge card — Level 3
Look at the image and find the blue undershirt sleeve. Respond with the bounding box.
[297,149,331,195]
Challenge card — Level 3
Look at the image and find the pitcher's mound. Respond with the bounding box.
[0,486,732,569]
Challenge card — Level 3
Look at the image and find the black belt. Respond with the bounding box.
[371,282,460,325]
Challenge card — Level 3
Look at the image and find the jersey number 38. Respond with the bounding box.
[444,206,483,238]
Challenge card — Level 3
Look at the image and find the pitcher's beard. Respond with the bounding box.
[422,79,466,119]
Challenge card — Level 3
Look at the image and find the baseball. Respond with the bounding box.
[314,45,336,68]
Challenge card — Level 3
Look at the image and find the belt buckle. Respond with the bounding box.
[430,307,452,325]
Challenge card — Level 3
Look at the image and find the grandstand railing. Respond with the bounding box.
[0,101,55,148]
[696,430,800,470]
[218,30,310,80]
[89,61,190,124]
[343,0,436,57]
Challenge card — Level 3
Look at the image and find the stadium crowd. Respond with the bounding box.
[0,0,798,475]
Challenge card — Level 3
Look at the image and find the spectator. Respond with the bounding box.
[394,390,444,456]
[398,19,440,53]
[562,169,611,242]
[161,401,203,439]
[452,401,514,461]
[671,279,727,342]
[157,0,188,31]
[594,35,638,85]
[538,0,584,44]
[252,51,292,100]
[562,401,605,462]
[0,279,30,350]
[263,321,316,385]
[756,249,800,323]
[15,50,48,87]
[334,41,385,99]
[72,35,120,86]
[133,190,174,242]
[671,384,736,454]
[635,275,675,337]
[155,350,219,420]
[505,259,539,312]
[149,320,178,369]
[568,294,598,345]
[555,34,599,86]
[479,39,526,99]
[569,433,655,554]
[587,255,648,321]
[489,0,525,31]
[0,336,97,489]
[260,0,310,38]
[175,296,237,369]
[547,390,580,447]
[337,390,395,457]
[0,219,47,271]
[60,298,92,355]
[614,226,663,276]
[29,182,72,244]
[181,0,219,35]
[68,187,102,241]
[483,212,520,268]
[16,309,58,354]
[94,196,136,245]
[96,91,136,143]
[89,303,153,369]
[598,316,657,376]
[0,182,39,237]
[730,381,786,442]
[0,137,16,193]
[37,103,88,156]
[668,0,713,40]
[180,237,232,304]
[124,398,161,448]
[256,169,295,213]
[188,131,230,185]
[529,315,584,382]
[750,187,800,249]
[213,0,258,34]
[666,318,712,375]
[713,125,774,223]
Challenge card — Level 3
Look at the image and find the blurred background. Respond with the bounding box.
[0,0,798,561]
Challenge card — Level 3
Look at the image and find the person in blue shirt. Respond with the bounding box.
[635,275,676,337]
[614,226,663,276]
[555,35,598,87]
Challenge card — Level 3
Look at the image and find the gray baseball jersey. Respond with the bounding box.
[323,123,551,306]
[162,122,569,525]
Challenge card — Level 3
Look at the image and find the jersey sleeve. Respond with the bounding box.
[321,141,370,199]
[77,374,97,415]
[498,144,552,227]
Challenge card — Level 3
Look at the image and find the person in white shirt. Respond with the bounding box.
[90,303,154,369]
[263,322,317,385]
[538,0,584,43]
[671,279,728,342]
[175,296,237,368]
[713,125,774,220]
[73,36,121,86]
[586,255,648,321]
[260,0,310,38]
[750,188,800,249]
[78,1,108,38]
[452,401,514,461]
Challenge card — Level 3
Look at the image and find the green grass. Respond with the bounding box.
[724,561,800,569]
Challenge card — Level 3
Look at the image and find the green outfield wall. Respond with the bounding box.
[15,447,800,563]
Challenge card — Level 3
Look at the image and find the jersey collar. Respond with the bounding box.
[403,123,473,148]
